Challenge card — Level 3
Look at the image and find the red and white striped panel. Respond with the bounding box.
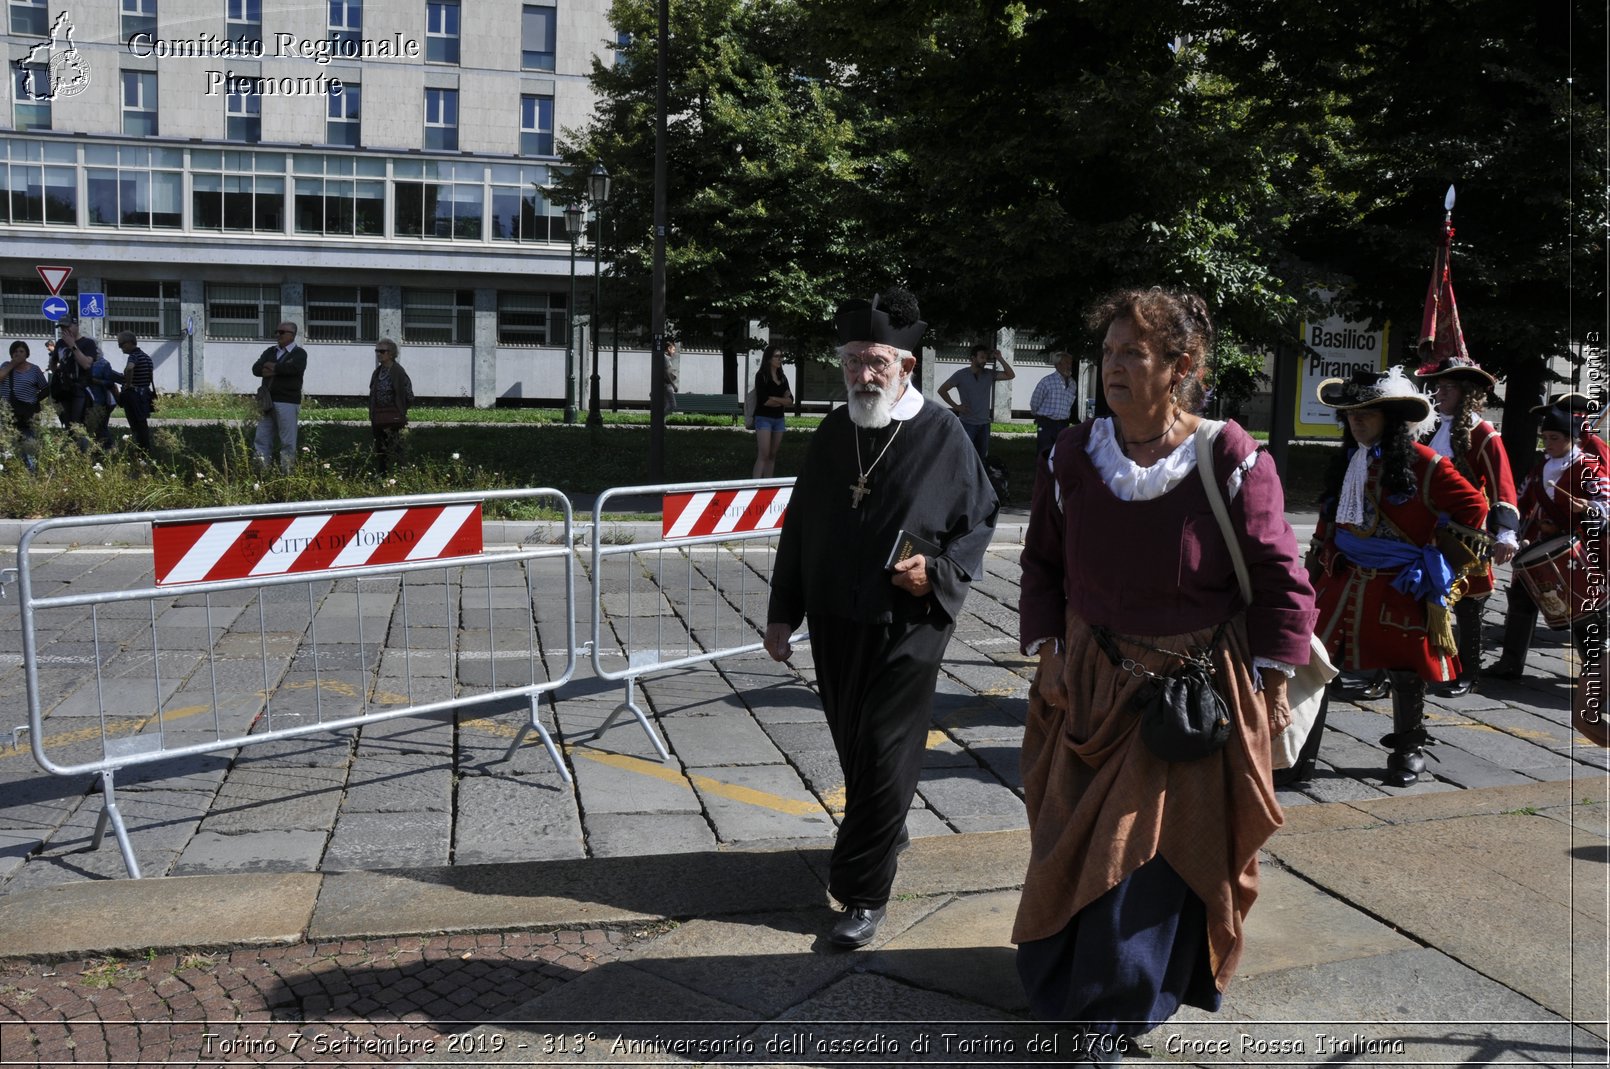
[152,504,484,586]
[662,487,791,540]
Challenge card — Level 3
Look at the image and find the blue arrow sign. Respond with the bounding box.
[41,296,68,322]
[78,292,106,319]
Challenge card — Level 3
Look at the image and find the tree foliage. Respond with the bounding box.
[569,0,1605,384]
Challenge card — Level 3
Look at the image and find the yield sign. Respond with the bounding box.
[36,266,72,296]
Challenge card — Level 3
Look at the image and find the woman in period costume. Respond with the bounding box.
[1489,402,1607,680]
[1308,369,1487,787]
[1016,288,1316,1064]
[1414,355,1519,696]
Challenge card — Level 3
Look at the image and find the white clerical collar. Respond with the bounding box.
[890,381,924,421]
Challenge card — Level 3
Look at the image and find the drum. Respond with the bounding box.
[1512,535,1604,629]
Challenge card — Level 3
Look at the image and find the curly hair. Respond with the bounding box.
[1086,287,1214,412]
[1443,380,1486,482]
[1324,411,1419,512]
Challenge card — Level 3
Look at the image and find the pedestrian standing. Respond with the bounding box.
[1,340,48,473]
[765,287,997,949]
[115,330,156,452]
[939,344,1014,458]
[1029,350,1078,454]
[367,338,413,473]
[750,343,792,478]
[253,322,308,473]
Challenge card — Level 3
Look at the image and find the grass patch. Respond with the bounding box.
[0,395,1334,521]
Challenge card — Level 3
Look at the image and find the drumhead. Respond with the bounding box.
[1515,533,1579,566]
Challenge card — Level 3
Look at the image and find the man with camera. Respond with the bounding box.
[940,343,1014,458]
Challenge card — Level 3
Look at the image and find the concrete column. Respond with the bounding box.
[280,283,305,332]
[472,287,498,408]
[377,285,403,344]
[993,327,1017,421]
[180,279,205,393]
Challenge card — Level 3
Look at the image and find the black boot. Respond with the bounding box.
[1439,597,1484,696]
[1379,671,1430,787]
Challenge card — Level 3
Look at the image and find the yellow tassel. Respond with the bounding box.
[1427,601,1458,655]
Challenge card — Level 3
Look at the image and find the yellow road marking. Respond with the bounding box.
[4,703,214,760]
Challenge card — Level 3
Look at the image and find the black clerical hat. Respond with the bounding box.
[833,288,927,350]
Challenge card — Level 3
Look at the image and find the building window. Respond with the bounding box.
[86,144,181,229]
[520,94,553,157]
[521,6,556,70]
[1,139,76,227]
[394,158,483,240]
[305,285,378,342]
[329,0,361,50]
[402,289,474,344]
[425,0,460,64]
[122,70,158,137]
[122,0,157,43]
[293,152,384,237]
[424,88,458,151]
[226,80,262,143]
[497,292,563,346]
[227,0,262,47]
[326,83,360,147]
[489,166,562,243]
[107,280,181,339]
[190,149,285,233]
[205,283,281,340]
[12,64,50,131]
[9,0,47,35]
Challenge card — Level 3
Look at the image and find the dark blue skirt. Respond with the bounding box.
[1016,854,1221,1036]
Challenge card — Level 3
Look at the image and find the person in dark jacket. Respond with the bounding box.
[367,338,414,473]
[252,321,308,473]
[116,330,156,452]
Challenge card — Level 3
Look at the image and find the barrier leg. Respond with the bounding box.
[586,679,670,761]
[88,770,143,880]
[500,695,573,784]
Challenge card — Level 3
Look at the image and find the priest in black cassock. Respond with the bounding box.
[765,288,999,948]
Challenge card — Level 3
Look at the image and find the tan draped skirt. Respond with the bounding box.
[1012,612,1284,993]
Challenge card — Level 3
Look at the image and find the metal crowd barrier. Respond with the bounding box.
[10,488,575,879]
[588,478,804,758]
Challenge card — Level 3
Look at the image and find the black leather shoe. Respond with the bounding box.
[1486,659,1525,680]
[1384,748,1426,787]
[1361,676,1391,701]
[1271,757,1317,788]
[1437,678,1477,698]
[829,906,886,948]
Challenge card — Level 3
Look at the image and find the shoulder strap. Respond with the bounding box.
[1195,422,1253,604]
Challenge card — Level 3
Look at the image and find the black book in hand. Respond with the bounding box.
[885,529,941,572]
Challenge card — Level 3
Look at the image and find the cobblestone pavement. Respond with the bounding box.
[0,926,652,1065]
[0,519,1605,898]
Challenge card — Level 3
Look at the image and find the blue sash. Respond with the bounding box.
[1334,528,1455,608]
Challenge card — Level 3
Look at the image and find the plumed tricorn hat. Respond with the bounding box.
[1414,354,1496,391]
[1317,367,1433,426]
[833,288,927,351]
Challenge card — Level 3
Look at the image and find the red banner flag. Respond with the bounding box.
[1417,214,1469,370]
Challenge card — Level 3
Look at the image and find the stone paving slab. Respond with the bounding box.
[0,872,320,957]
[454,775,584,864]
[1266,811,1608,1022]
[324,810,453,871]
[306,847,830,941]
[1167,947,1605,1065]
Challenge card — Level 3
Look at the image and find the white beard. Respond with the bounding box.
[846,378,903,429]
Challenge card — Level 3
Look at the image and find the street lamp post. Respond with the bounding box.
[586,162,611,428]
[562,201,586,424]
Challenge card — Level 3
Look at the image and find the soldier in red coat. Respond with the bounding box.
[1415,356,1520,696]
[1489,403,1607,680]
[1534,392,1609,474]
[1308,369,1488,786]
